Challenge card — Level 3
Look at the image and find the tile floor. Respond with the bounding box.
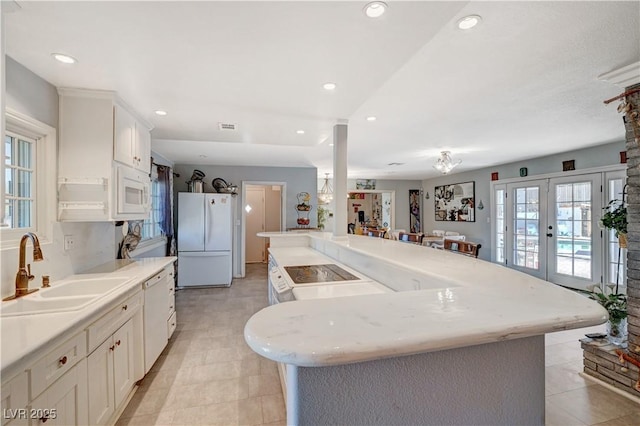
[117,264,640,425]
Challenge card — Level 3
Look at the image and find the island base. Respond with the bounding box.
[286,335,545,425]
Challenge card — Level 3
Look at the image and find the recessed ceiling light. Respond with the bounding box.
[51,53,77,64]
[457,15,482,30]
[323,82,337,91]
[364,1,387,18]
[296,130,305,134]
[154,110,168,116]
[366,116,377,122]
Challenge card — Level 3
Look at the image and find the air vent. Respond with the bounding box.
[388,162,405,166]
[218,123,237,131]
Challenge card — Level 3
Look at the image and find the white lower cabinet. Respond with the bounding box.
[30,358,88,426]
[88,318,136,425]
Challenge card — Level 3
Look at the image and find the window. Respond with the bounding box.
[1,110,56,247]
[141,175,162,241]
[4,131,36,229]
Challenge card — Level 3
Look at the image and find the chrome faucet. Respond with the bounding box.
[3,232,44,301]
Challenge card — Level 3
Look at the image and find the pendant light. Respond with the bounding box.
[318,173,333,204]
[433,151,462,174]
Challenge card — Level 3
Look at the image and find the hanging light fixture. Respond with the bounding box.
[318,173,333,204]
[433,151,461,174]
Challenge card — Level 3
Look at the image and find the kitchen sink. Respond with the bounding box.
[39,277,130,298]
[1,295,97,317]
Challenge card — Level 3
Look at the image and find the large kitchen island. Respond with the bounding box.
[244,232,607,425]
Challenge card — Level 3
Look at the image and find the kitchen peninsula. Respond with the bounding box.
[245,233,607,425]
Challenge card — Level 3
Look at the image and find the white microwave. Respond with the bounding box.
[115,165,150,217]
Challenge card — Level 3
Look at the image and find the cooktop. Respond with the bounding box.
[284,264,361,284]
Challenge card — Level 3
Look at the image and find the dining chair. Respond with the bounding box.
[368,229,386,238]
[432,230,445,237]
[443,239,481,258]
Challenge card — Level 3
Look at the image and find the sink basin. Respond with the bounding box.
[1,296,97,317]
[39,277,130,298]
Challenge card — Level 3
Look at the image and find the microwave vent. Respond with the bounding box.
[218,122,237,131]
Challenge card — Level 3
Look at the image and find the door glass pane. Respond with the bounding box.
[555,182,592,279]
[513,186,540,270]
[607,178,625,287]
[495,189,505,262]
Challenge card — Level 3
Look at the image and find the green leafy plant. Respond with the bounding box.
[317,206,329,230]
[588,284,627,325]
[600,199,627,237]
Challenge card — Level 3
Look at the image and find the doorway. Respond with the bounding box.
[493,170,626,291]
[241,182,285,276]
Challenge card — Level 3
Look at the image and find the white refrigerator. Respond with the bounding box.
[178,192,233,287]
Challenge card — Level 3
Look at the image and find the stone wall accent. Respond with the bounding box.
[624,82,640,358]
[581,338,640,396]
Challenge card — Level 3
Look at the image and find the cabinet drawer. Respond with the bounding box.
[167,311,177,339]
[1,372,28,426]
[88,292,142,352]
[30,332,87,399]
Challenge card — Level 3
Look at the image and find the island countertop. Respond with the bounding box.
[244,233,607,367]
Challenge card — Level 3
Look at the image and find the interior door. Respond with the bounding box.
[547,174,602,290]
[246,187,266,263]
[505,180,548,280]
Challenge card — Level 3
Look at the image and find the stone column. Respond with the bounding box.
[624,83,640,357]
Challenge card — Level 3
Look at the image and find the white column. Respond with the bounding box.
[332,123,348,238]
[1,3,6,226]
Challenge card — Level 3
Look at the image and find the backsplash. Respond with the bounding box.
[1,222,116,299]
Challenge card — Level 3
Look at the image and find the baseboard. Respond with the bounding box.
[579,372,640,404]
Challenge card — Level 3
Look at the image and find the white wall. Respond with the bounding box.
[1,57,117,298]
[422,141,626,261]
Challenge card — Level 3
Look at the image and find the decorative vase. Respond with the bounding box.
[618,233,628,248]
[606,317,628,345]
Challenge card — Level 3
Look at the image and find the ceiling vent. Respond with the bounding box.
[218,122,237,131]
[388,162,405,166]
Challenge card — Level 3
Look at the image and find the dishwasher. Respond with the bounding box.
[143,267,170,374]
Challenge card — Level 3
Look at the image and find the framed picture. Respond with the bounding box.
[409,189,421,233]
[434,181,475,222]
[356,179,376,190]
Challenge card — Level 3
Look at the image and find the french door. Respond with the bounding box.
[495,173,603,290]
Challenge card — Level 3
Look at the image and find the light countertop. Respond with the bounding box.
[1,256,176,379]
[244,233,607,367]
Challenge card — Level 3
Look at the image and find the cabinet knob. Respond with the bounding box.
[40,416,48,423]
[122,304,128,311]
[169,305,174,309]
[58,355,68,366]
[110,345,115,352]
[116,339,121,346]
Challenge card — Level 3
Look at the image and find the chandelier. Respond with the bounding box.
[318,173,333,204]
[433,151,461,174]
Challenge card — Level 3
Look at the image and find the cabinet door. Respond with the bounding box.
[113,319,135,409]
[114,105,135,167]
[30,359,88,426]
[87,339,115,425]
[134,123,151,174]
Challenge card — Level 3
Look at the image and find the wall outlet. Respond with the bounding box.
[64,235,75,251]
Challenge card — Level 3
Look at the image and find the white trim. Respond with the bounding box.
[597,61,640,88]
[1,109,56,249]
[240,181,287,278]
[132,236,167,257]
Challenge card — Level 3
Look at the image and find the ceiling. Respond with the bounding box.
[4,1,639,179]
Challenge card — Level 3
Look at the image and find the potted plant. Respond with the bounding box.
[600,199,628,248]
[588,284,628,345]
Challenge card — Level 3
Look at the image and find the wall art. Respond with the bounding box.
[409,189,421,233]
[434,181,475,222]
[355,179,376,190]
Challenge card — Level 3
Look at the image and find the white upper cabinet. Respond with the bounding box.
[114,104,151,174]
[58,88,153,221]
